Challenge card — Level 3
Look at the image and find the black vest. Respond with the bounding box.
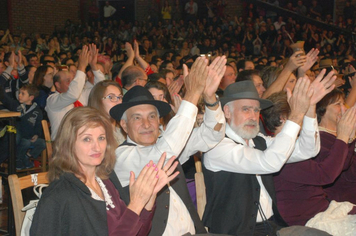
[111,141,207,236]
[202,136,287,235]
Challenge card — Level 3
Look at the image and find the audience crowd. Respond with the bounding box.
[1,0,356,235]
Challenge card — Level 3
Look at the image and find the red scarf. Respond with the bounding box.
[73,100,83,107]
[260,114,274,136]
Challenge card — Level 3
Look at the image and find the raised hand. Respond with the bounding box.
[133,40,140,58]
[88,44,98,70]
[143,153,180,211]
[203,56,227,100]
[154,153,179,194]
[287,77,313,126]
[298,48,319,76]
[333,76,345,88]
[9,51,15,68]
[128,161,159,215]
[16,50,23,66]
[168,77,184,96]
[337,106,356,143]
[170,93,182,114]
[77,45,90,72]
[285,51,307,71]
[309,69,336,106]
[183,56,209,105]
[125,42,134,59]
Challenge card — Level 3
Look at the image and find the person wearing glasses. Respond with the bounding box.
[30,107,179,235]
[88,80,126,145]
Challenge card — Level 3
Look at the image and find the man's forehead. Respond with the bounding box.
[127,104,157,114]
[225,66,235,73]
[234,99,260,107]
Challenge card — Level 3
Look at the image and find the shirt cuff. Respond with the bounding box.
[140,205,155,220]
[281,120,300,138]
[18,65,25,75]
[177,100,198,119]
[203,102,225,127]
[302,116,318,132]
[92,69,101,75]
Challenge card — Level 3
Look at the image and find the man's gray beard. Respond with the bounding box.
[231,121,260,140]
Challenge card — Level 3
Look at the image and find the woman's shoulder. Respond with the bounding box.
[40,173,89,202]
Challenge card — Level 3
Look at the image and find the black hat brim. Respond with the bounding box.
[110,100,172,121]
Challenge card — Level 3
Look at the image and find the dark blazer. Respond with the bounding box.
[31,172,151,236]
[31,173,109,236]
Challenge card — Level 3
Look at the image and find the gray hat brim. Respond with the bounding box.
[221,92,273,110]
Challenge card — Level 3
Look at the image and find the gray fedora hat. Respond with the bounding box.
[220,80,273,109]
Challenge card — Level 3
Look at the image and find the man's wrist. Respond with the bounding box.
[89,64,97,71]
[183,92,200,106]
[288,113,304,126]
[204,94,219,107]
[77,65,86,72]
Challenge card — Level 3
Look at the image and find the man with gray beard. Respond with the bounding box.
[202,79,329,235]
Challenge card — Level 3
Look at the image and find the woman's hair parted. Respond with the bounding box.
[48,106,117,183]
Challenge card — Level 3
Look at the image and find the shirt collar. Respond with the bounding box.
[126,136,160,147]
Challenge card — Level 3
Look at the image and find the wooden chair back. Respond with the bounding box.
[41,120,52,164]
[194,155,207,220]
[8,172,48,236]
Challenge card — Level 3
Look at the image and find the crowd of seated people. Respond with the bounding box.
[1,0,356,235]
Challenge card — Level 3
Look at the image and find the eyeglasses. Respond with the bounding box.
[102,94,123,102]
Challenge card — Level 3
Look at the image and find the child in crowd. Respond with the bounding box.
[0,84,45,169]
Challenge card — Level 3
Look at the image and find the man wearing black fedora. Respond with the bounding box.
[202,78,324,235]
[110,56,227,235]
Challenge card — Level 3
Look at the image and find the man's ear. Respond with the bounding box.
[54,82,60,91]
[120,119,128,134]
[223,104,231,119]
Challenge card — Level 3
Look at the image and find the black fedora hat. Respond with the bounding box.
[110,86,172,121]
[220,81,273,109]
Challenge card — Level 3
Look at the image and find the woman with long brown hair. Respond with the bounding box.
[30,107,178,235]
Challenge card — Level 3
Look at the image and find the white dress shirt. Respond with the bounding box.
[114,100,225,233]
[204,116,320,222]
[78,70,105,106]
[162,187,195,236]
[46,70,86,140]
